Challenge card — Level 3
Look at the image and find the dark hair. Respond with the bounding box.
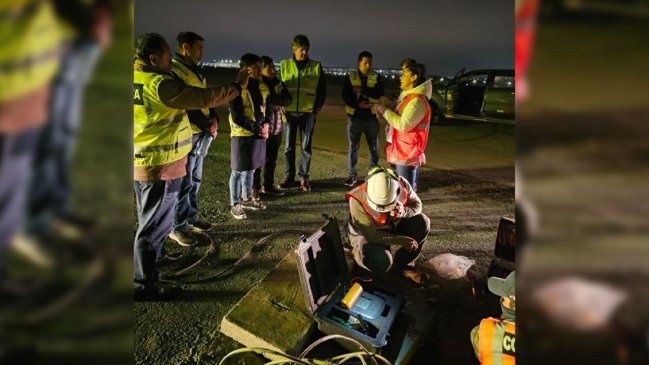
[401,58,426,86]
[239,53,261,68]
[176,31,204,52]
[292,34,310,50]
[135,33,168,61]
[260,56,274,68]
[358,51,372,61]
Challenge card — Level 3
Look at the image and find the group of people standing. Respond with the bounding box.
[132,31,434,300]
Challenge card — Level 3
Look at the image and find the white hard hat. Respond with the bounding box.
[366,167,400,212]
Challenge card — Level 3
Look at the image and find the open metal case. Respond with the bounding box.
[294,216,403,352]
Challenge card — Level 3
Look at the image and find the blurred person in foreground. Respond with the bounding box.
[345,166,430,285]
[11,0,113,269]
[168,31,218,248]
[277,34,326,193]
[0,0,64,291]
[253,56,291,198]
[133,33,247,300]
[471,271,516,365]
[228,53,269,220]
[342,51,384,187]
[374,58,431,191]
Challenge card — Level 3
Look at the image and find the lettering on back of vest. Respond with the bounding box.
[502,331,515,356]
[134,83,144,105]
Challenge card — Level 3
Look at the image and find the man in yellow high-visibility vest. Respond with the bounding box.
[342,51,384,187]
[471,271,516,365]
[133,33,247,300]
[277,34,326,193]
[168,31,219,247]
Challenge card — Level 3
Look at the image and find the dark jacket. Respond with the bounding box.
[342,70,385,119]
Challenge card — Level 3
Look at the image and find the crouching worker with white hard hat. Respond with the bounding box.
[345,166,430,284]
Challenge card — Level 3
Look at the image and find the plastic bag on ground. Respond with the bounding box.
[421,253,476,280]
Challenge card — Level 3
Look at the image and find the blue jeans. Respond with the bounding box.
[173,135,206,232]
[0,129,40,274]
[25,42,101,236]
[284,113,316,180]
[133,178,181,290]
[393,164,420,191]
[347,116,379,178]
[229,170,254,206]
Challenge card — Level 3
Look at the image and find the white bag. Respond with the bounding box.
[422,253,475,280]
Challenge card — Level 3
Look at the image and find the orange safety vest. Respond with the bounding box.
[346,180,409,229]
[386,93,431,166]
[478,317,516,365]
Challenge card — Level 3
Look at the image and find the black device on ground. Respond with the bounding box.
[487,216,516,280]
[295,216,403,352]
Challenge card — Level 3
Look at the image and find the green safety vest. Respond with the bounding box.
[0,0,64,101]
[345,70,380,116]
[171,59,209,135]
[229,89,256,137]
[133,70,192,167]
[258,79,286,123]
[279,58,321,113]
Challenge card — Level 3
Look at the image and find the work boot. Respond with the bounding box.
[241,199,266,211]
[252,189,261,202]
[155,252,183,267]
[402,268,429,286]
[343,176,357,187]
[134,284,181,301]
[278,177,296,189]
[261,185,285,197]
[230,204,247,220]
[300,178,311,192]
[168,230,197,247]
[188,219,212,232]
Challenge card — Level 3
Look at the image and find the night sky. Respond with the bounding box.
[134,0,513,75]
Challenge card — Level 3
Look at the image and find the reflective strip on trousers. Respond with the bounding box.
[134,136,192,154]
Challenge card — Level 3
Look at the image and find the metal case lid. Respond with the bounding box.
[294,216,348,314]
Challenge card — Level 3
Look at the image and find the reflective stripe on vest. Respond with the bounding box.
[0,0,64,101]
[171,59,209,134]
[345,70,379,115]
[280,58,321,113]
[229,89,256,137]
[386,93,431,166]
[345,180,409,229]
[259,79,286,123]
[478,318,515,365]
[134,71,192,167]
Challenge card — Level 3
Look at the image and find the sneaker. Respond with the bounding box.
[252,189,261,202]
[230,204,247,220]
[278,177,296,189]
[155,252,183,267]
[134,284,181,301]
[168,230,198,247]
[188,220,212,232]
[343,176,357,187]
[241,199,266,211]
[10,234,54,269]
[300,178,311,192]
[261,185,285,197]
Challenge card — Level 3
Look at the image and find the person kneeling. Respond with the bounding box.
[345,166,429,284]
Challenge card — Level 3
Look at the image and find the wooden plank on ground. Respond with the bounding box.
[220,252,317,358]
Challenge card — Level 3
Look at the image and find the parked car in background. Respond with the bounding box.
[434,69,515,124]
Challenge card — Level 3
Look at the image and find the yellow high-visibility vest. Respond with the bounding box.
[345,70,380,116]
[171,59,210,135]
[229,89,256,137]
[279,58,321,113]
[133,70,192,167]
[0,0,64,101]
[259,79,286,123]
